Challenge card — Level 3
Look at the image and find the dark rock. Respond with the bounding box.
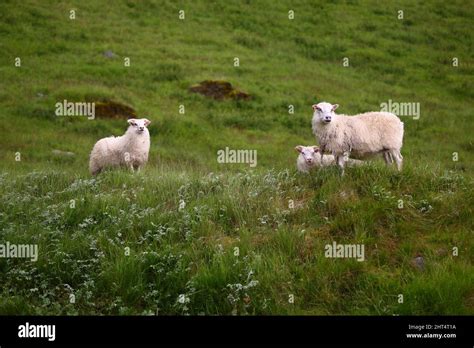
[94,100,137,119]
[189,80,251,101]
[412,255,425,271]
[103,50,117,59]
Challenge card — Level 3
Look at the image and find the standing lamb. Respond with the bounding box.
[311,102,404,174]
[295,145,364,173]
[89,118,151,175]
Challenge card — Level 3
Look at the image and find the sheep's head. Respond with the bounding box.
[295,145,320,166]
[128,118,151,133]
[312,102,338,124]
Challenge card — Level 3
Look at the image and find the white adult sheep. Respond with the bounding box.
[295,145,364,173]
[311,102,404,174]
[89,118,151,175]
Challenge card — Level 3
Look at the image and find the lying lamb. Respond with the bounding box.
[312,102,404,174]
[89,118,151,175]
[295,145,364,173]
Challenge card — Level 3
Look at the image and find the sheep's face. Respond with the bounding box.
[128,118,151,134]
[295,145,319,166]
[312,102,338,124]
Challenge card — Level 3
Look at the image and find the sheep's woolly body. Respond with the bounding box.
[296,148,364,173]
[297,152,335,173]
[313,112,403,157]
[312,104,404,173]
[89,126,150,175]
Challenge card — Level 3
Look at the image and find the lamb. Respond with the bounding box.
[295,145,364,173]
[89,118,151,175]
[311,102,404,174]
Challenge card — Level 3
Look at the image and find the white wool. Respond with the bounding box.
[311,102,404,173]
[89,118,151,175]
[295,145,364,173]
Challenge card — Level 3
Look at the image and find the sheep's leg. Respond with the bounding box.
[343,151,350,162]
[396,152,403,171]
[320,145,325,162]
[336,155,346,176]
[383,151,393,166]
[390,150,403,171]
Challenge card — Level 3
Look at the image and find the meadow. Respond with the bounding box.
[0,0,472,315]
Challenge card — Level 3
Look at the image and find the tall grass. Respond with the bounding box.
[0,0,472,314]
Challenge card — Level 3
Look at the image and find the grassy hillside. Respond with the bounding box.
[0,0,472,314]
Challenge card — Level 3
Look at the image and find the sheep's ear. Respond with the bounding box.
[312,104,319,111]
[312,146,320,153]
[331,104,339,111]
[128,118,137,126]
[143,118,151,126]
[295,145,303,153]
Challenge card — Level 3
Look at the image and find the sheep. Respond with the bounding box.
[295,145,364,173]
[311,102,404,174]
[89,118,151,175]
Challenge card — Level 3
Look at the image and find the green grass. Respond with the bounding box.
[0,0,472,315]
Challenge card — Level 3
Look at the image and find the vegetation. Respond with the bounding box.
[0,0,472,314]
